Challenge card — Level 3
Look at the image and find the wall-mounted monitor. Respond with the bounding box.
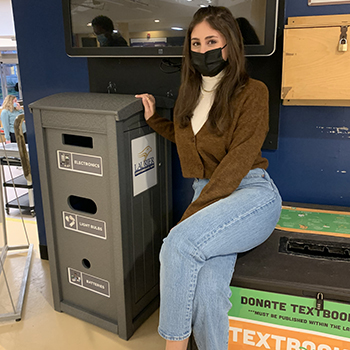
[62,0,279,58]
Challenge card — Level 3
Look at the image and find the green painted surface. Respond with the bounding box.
[276,207,350,235]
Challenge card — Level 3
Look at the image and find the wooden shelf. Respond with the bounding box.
[281,15,350,106]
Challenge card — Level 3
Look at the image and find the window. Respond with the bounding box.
[0,52,21,105]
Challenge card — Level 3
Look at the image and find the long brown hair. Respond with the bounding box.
[175,6,249,134]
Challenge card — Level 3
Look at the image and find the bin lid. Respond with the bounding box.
[233,203,350,303]
[29,92,174,121]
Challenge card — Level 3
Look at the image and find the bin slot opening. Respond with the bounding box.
[68,195,97,214]
[63,134,93,148]
[279,237,350,261]
[82,259,91,269]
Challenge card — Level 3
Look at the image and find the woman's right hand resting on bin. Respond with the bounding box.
[135,93,156,120]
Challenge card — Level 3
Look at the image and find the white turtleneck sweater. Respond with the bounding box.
[191,71,224,135]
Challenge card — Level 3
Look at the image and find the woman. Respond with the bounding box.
[136,6,282,350]
[1,95,27,143]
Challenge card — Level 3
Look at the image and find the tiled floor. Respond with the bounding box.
[0,166,165,350]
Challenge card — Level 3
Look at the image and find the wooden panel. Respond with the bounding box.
[309,0,350,7]
[283,99,350,106]
[281,26,350,104]
[286,14,350,28]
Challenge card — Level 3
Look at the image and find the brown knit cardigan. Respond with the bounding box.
[147,78,269,222]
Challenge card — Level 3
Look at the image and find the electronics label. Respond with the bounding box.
[57,150,103,176]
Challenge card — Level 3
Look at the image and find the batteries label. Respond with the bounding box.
[68,268,110,298]
[63,211,106,239]
[57,150,103,176]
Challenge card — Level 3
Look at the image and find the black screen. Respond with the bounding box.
[62,0,279,57]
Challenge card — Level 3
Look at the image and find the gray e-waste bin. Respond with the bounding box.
[29,92,173,340]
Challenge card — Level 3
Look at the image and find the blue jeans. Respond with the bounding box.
[158,168,282,349]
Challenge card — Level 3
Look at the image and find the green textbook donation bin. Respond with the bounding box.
[189,203,350,349]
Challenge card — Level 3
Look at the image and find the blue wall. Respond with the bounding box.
[11,0,350,252]
[263,2,350,207]
[12,0,89,250]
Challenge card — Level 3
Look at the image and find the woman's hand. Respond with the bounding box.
[5,140,11,144]
[135,93,156,120]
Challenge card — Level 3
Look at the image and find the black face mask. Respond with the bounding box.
[191,45,228,77]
